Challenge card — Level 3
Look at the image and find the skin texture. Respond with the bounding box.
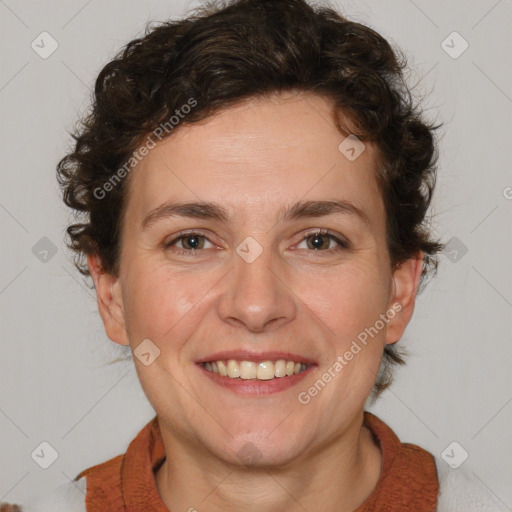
[88,91,423,511]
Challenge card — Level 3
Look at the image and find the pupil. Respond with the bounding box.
[187,236,200,248]
[311,235,324,249]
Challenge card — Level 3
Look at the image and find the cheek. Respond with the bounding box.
[302,263,390,341]
[122,248,391,357]
[121,265,205,345]
[302,263,390,399]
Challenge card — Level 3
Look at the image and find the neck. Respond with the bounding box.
[155,414,382,512]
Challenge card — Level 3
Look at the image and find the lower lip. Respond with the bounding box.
[197,364,316,395]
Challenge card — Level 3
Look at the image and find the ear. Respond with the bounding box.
[385,251,424,345]
[87,253,130,346]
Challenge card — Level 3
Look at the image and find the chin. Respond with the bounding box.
[201,424,312,469]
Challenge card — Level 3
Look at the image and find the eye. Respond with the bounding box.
[295,229,350,255]
[163,229,350,257]
[163,231,215,256]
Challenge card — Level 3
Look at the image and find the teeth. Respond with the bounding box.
[240,361,257,379]
[217,360,228,376]
[227,359,240,378]
[274,359,287,378]
[256,361,275,380]
[203,359,310,380]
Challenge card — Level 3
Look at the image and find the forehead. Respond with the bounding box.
[124,91,383,224]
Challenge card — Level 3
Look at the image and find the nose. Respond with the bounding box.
[217,242,297,334]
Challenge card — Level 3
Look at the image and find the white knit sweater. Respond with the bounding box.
[21,457,510,511]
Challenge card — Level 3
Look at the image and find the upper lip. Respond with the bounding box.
[195,350,317,365]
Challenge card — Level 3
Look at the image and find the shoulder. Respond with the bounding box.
[435,457,509,511]
[21,477,87,512]
[21,452,126,512]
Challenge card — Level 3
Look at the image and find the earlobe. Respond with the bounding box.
[87,253,130,346]
[385,252,424,345]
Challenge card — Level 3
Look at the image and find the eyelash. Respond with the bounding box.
[163,229,350,257]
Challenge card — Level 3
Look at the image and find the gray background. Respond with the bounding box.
[1,0,511,506]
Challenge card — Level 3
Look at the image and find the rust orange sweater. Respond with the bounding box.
[77,411,439,511]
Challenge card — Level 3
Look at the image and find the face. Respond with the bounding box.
[89,91,422,467]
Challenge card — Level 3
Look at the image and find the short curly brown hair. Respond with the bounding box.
[57,0,443,396]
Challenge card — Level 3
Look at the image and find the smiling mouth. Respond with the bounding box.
[201,359,309,380]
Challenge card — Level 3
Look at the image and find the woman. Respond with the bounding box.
[8,0,507,510]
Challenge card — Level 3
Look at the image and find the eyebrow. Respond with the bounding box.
[141,199,371,230]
